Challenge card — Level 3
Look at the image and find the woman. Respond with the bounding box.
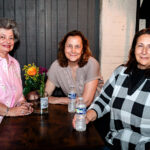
[45,30,103,106]
[0,18,33,123]
[73,28,150,150]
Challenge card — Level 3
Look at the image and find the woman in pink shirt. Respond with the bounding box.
[0,18,33,123]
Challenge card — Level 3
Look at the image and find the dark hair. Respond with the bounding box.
[0,18,19,43]
[125,28,150,73]
[57,30,92,67]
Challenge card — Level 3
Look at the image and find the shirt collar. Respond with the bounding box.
[8,54,15,64]
[0,54,15,65]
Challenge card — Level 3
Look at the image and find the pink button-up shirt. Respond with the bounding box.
[0,54,24,123]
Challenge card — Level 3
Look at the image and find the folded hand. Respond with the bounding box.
[7,102,33,117]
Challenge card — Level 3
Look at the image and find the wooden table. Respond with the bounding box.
[0,104,104,150]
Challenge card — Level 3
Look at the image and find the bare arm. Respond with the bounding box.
[45,79,56,96]
[82,79,99,107]
[48,96,69,105]
[45,79,69,104]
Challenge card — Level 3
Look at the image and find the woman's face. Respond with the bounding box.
[135,34,150,69]
[0,28,14,56]
[64,35,83,64]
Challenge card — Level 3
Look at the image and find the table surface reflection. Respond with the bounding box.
[0,104,104,150]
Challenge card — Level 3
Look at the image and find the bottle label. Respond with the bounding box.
[68,93,76,99]
[76,108,86,114]
[40,97,48,109]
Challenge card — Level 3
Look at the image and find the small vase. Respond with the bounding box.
[40,96,48,114]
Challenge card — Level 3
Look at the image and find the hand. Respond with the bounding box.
[7,102,33,117]
[15,101,33,107]
[86,109,97,123]
[72,109,97,129]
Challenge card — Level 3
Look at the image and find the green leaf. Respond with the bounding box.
[23,86,31,96]
[25,78,34,86]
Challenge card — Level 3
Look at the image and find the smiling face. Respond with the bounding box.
[135,34,150,69]
[64,35,83,64]
[0,28,14,57]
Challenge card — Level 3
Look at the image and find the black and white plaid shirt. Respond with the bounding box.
[89,66,150,150]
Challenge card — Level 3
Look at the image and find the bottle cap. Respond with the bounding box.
[78,97,83,101]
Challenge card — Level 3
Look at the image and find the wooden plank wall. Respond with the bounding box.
[0,0,100,76]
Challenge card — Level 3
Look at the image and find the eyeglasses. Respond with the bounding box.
[0,35,14,42]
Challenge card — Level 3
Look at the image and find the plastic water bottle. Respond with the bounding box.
[75,97,86,132]
[68,85,76,113]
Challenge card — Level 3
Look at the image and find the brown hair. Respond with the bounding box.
[125,28,150,73]
[57,30,92,67]
[0,18,19,43]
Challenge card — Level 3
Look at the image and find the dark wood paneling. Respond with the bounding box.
[68,0,78,31]
[26,0,37,64]
[88,0,95,57]
[1,0,100,77]
[4,0,14,19]
[51,0,58,63]
[78,0,88,37]
[58,0,67,42]
[15,0,26,68]
[0,0,4,17]
[45,0,52,69]
[37,0,46,67]
[94,0,100,59]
